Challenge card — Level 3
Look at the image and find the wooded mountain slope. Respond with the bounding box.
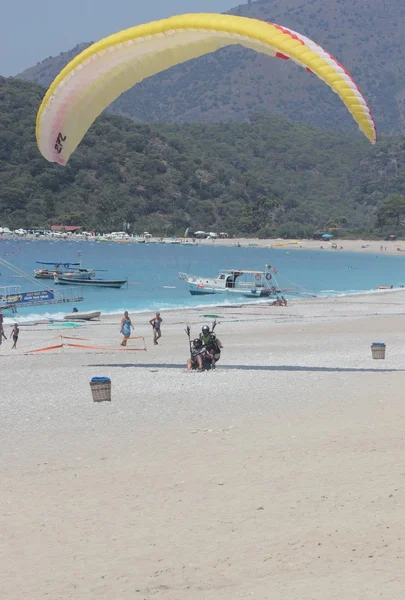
[16,0,405,135]
[1,77,405,237]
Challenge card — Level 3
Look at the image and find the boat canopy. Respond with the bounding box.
[36,261,80,267]
[220,269,270,275]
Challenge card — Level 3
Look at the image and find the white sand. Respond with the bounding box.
[3,233,405,256]
[196,236,405,256]
[2,293,405,598]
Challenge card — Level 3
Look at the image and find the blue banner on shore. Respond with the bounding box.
[4,290,55,304]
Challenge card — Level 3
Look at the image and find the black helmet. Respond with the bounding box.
[193,338,202,347]
[202,325,210,334]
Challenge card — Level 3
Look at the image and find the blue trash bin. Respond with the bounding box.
[90,376,111,402]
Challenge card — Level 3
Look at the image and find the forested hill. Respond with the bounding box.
[1,77,405,237]
[16,0,405,135]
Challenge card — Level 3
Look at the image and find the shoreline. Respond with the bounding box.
[2,285,405,326]
[2,234,405,256]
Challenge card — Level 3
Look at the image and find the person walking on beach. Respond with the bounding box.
[0,323,7,346]
[149,311,162,345]
[0,312,5,346]
[11,323,19,349]
[120,311,133,346]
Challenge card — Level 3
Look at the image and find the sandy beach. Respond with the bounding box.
[2,233,405,257]
[196,236,405,256]
[2,292,405,599]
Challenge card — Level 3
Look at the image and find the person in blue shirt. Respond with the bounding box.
[120,311,133,346]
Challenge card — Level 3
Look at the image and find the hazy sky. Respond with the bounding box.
[2,0,239,76]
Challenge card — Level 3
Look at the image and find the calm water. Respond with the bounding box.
[1,239,404,321]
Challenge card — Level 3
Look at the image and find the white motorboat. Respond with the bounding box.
[179,265,281,297]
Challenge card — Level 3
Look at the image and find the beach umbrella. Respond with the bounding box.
[322,233,333,239]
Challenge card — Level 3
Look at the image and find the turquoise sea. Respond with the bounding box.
[1,239,404,322]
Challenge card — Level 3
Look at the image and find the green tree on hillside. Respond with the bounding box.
[376,194,405,227]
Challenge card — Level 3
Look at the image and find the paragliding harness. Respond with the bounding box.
[205,333,221,365]
[185,320,219,371]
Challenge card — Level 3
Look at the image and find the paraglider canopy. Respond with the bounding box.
[36,13,376,166]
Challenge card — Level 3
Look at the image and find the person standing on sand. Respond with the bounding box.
[0,322,7,346]
[0,312,5,346]
[120,311,133,346]
[149,311,162,345]
[11,323,19,349]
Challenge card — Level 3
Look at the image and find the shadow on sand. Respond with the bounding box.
[86,363,405,373]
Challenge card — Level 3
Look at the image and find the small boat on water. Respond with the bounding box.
[54,274,127,288]
[34,261,95,280]
[179,265,281,298]
[64,311,101,321]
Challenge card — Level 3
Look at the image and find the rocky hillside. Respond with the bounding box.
[16,0,405,135]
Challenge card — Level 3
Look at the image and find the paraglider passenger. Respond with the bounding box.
[205,332,223,367]
[187,338,204,371]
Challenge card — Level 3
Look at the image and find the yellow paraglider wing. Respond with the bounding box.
[36,13,376,165]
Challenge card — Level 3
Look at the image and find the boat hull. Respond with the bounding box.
[189,288,217,296]
[189,287,272,297]
[34,272,57,280]
[64,311,101,321]
[55,276,127,288]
